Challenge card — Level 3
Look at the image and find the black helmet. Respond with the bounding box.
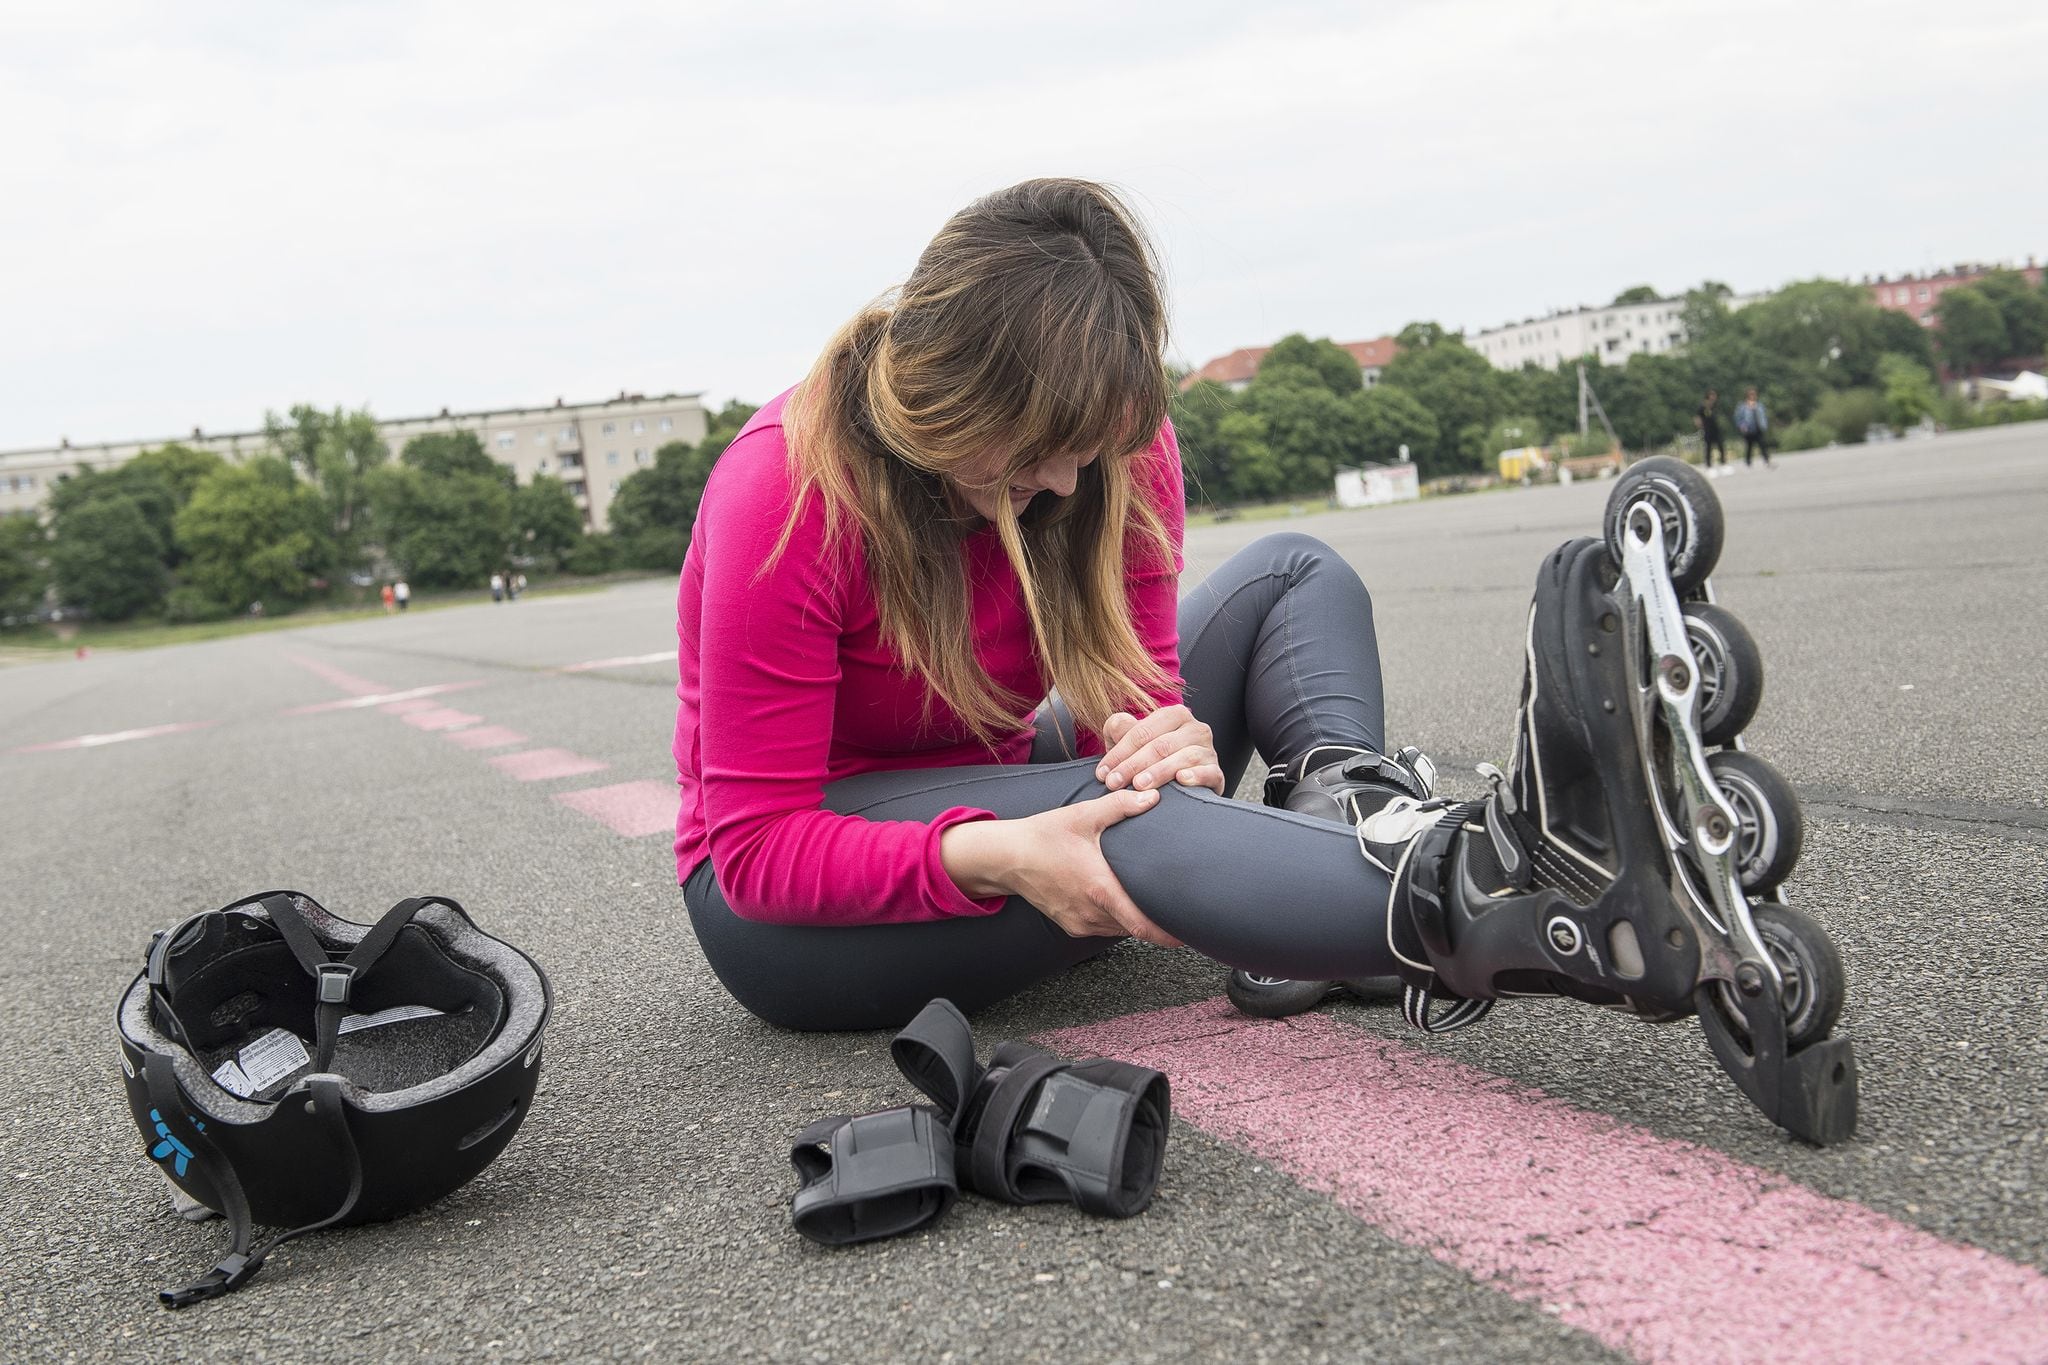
[115,890,551,1307]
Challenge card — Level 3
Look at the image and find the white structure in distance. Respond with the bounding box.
[1333,463,1420,509]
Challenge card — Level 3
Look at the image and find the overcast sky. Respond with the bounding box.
[2,0,2041,451]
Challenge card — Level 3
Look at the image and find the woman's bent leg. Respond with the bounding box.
[686,759,1393,1031]
[1173,531,1388,790]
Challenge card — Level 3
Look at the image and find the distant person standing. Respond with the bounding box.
[381,583,396,613]
[394,580,411,612]
[490,572,506,603]
[1695,389,1727,475]
[512,572,527,601]
[1735,388,1772,468]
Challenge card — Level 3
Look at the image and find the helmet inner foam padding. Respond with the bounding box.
[119,896,547,1120]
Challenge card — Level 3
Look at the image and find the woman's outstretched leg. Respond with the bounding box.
[684,755,1395,1031]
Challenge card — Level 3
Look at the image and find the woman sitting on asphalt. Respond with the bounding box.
[674,177,1427,1030]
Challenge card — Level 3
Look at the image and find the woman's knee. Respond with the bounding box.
[1244,530,1373,612]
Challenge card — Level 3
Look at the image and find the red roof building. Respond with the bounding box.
[1182,337,1400,392]
[1869,260,2042,326]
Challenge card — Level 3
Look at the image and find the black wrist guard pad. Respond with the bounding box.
[960,1041,1170,1218]
[787,1000,1171,1245]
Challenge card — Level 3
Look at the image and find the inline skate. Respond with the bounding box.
[1382,457,1854,1145]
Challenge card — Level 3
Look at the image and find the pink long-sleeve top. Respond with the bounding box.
[672,389,1186,926]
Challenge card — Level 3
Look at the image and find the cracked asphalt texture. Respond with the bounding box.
[3,423,2043,1362]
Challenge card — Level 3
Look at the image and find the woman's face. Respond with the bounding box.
[951,446,1101,521]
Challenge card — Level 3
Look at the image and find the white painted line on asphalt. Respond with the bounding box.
[282,681,485,716]
[555,650,678,674]
[7,720,219,755]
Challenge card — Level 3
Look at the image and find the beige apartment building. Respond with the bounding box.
[0,391,709,533]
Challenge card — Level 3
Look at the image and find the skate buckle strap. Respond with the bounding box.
[1357,796,1450,847]
[1400,984,1494,1034]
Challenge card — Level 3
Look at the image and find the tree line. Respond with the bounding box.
[6,269,2042,625]
[0,400,759,626]
[1171,270,2048,506]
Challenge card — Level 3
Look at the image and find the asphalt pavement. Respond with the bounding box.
[2,424,2043,1363]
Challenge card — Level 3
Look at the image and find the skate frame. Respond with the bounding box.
[1615,501,1781,999]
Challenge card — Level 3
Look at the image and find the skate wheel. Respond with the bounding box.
[1745,903,1846,1048]
[1682,602,1764,746]
[1226,970,1339,1019]
[1604,456,1724,594]
[1707,749,1803,891]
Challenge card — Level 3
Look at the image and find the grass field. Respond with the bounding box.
[0,577,633,656]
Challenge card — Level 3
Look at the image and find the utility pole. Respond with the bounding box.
[1577,364,1621,448]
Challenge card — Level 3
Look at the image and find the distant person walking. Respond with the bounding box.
[1735,388,1772,468]
[1695,389,1727,475]
[394,580,411,612]
[511,572,527,601]
[490,572,506,603]
[381,583,396,613]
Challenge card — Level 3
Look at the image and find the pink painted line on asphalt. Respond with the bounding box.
[7,720,218,755]
[488,748,609,781]
[401,707,481,731]
[553,780,680,837]
[287,654,390,697]
[443,725,527,751]
[379,698,440,715]
[555,650,678,674]
[1040,1001,2048,1365]
[284,680,484,716]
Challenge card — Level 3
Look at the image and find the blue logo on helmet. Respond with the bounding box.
[148,1108,203,1178]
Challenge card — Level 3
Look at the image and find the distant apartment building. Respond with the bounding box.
[1468,299,1692,372]
[1181,336,1399,392]
[0,391,709,531]
[1867,260,2043,327]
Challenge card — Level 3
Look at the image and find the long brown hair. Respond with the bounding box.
[773,179,1177,748]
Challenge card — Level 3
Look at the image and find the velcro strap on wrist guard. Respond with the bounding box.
[961,1042,1170,1218]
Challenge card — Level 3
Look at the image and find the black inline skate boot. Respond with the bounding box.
[1225,743,1438,1019]
[1382,457,1856,1145]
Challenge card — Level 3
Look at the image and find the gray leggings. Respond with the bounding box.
[683,531,1401,1031]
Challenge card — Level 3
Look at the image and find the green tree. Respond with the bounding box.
[1612,285,1661,306]
[1739,281,1892,390]
[1934,287,2010,374]
[1381,331,1499,472]
[1877,354,1939,429]
[513,476,583,570]
[50,496,167,620]
[265,404,389,564]
[1352,386,1439,469]
[400,430,508,484]
[128,443,227,508]
[1871,308,1937,374]
[1812,388,1883,444]
[48,461,178,560]
[605,402,760,570]
[1974,269,2048,360]
[609,442,714,570]
[0,515,50,621]
[1497,365,1578,441]
[177,457,332,611]
[1215,410,1283,500]
[1244,369,1363,493]
[1169,381,1239,506]
[1260,334,1363,395]
[1483,414,1546,458]
[363,464,512,589]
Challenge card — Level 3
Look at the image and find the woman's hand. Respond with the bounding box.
[940,791,1182,947]
[1095,704,1224,796]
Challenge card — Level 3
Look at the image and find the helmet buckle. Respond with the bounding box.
[315,963,356,1006]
